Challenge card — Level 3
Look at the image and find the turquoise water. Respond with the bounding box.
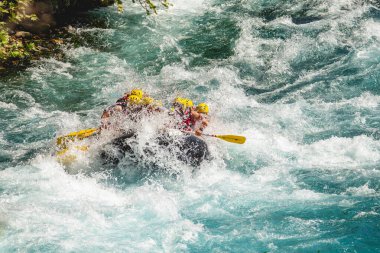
[1,0,380,252]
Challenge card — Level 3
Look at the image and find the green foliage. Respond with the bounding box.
[123,0,171,15]
[0,33,33,61]
[0,30,9,45]
[0,0,36,23]
[0,0,38,62]
[26,42,35,50]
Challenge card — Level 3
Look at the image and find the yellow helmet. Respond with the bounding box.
[130,89,144,98]
[196,103,209,114]
[182,98,193,108]
[173,97,192,109]
[174,97,184,104]
[142,97,154,105]
[128,95,141,105]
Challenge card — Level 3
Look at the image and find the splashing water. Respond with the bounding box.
[1,0,380,252]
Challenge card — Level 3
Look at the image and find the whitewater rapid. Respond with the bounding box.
[1,0,380,252]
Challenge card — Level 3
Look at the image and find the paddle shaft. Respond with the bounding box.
[200,133,246,144]
[202,134,217,138]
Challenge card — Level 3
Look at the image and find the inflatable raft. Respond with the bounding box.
[56,129,210,167]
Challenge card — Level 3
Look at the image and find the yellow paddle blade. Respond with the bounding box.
[215,135,246,144]
[65,128,98,139]
[56,128,98,148]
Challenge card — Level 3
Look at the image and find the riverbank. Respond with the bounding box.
[0,0,117,74]
[0,31,65,74]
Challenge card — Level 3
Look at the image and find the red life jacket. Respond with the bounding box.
[173,106,193,131]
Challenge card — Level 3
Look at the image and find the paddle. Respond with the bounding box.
[179,129,246,144]
[202,134,246,144]
[56,128,99,148]
[56,128,246,148]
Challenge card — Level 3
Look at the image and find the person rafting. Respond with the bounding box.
[101,88,166,130]
[191,103,209,136]
[169,98,209,136]
[115,88,144,104]
[114,88,165,114]
[170,97,194,132]
[100,94,142,129]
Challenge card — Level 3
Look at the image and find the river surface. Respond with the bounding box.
[1,0,380,252]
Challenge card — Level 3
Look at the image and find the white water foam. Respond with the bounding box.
[345,183,378,196]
